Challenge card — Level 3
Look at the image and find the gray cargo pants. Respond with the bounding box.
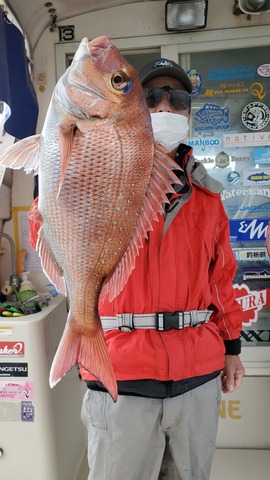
[81,376,221,480]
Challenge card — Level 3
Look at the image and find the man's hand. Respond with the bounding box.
[221,355,245,393]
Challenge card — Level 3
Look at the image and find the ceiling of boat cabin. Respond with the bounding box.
[5,0,159,51]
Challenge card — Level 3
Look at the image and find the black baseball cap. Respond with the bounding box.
[139,58,193,94]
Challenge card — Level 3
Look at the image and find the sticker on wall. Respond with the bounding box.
[21,401,35,422]
[241,102,270,131]
[230,154,251,164]
[242,268,270,281]
[0,341,25,356]
[228,202,270,217]
[196,156,215,166]
[234,283,270,327]
[237,203,270,215]
[221,186,270,202]
[257,63,270,77]
[244,168,270,186]
[194,103,230,131]
[208,65,255,81]
[229,218,269,243]
[204,82,249,97]
[227,204,239,217]
[0,381,34,400]
[0,363,28,377]
[253,147,270,165]
[250,82,266,100]
[233,247,269,262]
[227,171,241,184]
[187,69,202,96]
[215,151,230,168]
[223,131,270,147]
[187,137,220,152]
[241,329,270,345]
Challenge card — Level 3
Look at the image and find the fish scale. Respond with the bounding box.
[0,35,182,401]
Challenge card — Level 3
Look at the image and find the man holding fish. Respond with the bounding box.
[0,36,244,480]
[81,56,245,479]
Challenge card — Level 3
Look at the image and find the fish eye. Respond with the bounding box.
[111,71,132,93]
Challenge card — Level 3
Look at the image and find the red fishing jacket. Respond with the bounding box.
[81,146,243,383]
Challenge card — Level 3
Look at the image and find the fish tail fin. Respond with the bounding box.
[49,319,118,401]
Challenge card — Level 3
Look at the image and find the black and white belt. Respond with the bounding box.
[101,310,212,332]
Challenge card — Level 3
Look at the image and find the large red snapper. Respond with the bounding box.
[0,36,182,401]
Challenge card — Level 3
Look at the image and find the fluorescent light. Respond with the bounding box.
[165,0,208,31]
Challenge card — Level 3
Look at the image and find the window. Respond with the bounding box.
[187,46,270,346]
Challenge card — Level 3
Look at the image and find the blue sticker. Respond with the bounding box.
[187,69,202,96]
[194,103,230,131]
[229,218,269,243]
[253,147,270,165]
[241,204,270,214]
[227,204,239,217]
[208,65,255,81]
[247,171,270,183]
[227,203,270,217]
[243,168,270,186]
[187,137,220,152]
[227,171,241,184]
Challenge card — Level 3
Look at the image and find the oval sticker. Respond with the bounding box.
[257,64,270,77]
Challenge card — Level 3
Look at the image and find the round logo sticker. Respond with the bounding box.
[241,102,270,131]
[227,171,241,184]
[257,64,270,77]
[215,151,230,168]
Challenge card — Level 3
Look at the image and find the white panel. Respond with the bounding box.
[211,449,270,480]
[216,376,270,448]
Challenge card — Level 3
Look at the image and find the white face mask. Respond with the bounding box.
[150,112,189,152]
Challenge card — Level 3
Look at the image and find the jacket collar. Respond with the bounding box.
[175,143,223,194]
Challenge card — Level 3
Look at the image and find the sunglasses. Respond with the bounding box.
[143,86,191,111]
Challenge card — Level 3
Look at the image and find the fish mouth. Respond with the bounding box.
[70,35,109,101]
[87,35,111,58]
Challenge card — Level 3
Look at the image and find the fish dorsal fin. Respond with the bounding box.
[0,135,41,173]
[37,229,67,296]
[57,124,78,197]
[100,142,183,303]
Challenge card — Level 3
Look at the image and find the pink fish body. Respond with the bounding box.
[0,36,181,400]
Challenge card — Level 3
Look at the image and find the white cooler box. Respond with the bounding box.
[0,294,87,480]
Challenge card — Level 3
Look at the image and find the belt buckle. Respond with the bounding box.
[155,312,182,331]
[116,313,134,332]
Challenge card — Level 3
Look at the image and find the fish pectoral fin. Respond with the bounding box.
[37,229,67,295]
[0,134,41,174]
[57,124,79,197]
[100,143,182,303]
[49,319,118,402]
